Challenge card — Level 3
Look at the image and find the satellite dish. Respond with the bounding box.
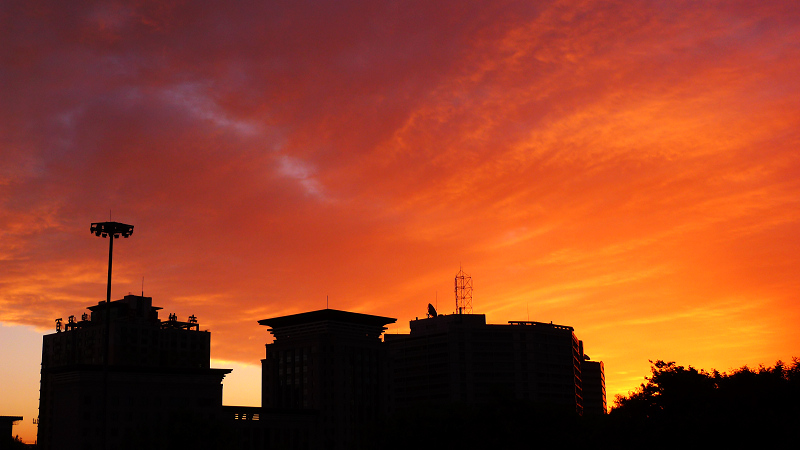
[427,303,438,318]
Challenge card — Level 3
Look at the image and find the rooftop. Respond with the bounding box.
[258,308,396,328]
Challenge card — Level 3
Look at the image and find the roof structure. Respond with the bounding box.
[258,308,396,328]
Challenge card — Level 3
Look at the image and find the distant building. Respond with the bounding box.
[37,294,231,450]
[385,313,603,415]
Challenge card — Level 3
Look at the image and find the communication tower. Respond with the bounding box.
[455,267,473,314]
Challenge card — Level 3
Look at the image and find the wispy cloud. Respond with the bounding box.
[277,155,325,198]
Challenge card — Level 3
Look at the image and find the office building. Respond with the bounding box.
[386,313,599,415]
[258,309,396,450]
[37,294,231,450]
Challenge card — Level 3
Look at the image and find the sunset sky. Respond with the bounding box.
[2,0,800,443]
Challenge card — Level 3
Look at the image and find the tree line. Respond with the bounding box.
[607,357,799,447]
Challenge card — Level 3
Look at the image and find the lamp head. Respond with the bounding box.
[90,222,134,239]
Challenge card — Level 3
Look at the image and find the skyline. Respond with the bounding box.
[2,0,800,443]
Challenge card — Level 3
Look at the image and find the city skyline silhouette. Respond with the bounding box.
[34,286,606,449]
[11,289,799,448]
[3,0,800,445]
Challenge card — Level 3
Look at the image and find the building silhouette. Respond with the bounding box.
[257,309,396,449]
[39,301,604,449]
[580,359,607,414]
[385,313,589,413]
[37,294,231,450]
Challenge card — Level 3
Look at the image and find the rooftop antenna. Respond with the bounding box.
[327,295,329,309]
[141,276,144,297]
[455,266,473,314]
[427,303,438,318]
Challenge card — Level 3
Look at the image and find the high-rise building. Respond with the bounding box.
[258,309,396,450]
[37,294,231,450]
[385,313,601,415]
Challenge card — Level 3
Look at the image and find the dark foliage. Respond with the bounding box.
[608,358,800,447]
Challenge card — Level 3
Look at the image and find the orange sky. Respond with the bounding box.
[2,0,800,443]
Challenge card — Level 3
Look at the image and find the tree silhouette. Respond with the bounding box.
[610,358,799,447]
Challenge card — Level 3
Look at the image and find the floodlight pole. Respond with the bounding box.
[106,231,114,304]
[90,221,133,449]
[90,221,134,304]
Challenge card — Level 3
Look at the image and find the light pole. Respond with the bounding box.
[90,221,133,448]
[90,221,134,305]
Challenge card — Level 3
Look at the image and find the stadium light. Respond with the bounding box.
[90,222,134,304]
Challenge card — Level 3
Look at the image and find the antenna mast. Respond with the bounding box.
[454,267,473,314]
